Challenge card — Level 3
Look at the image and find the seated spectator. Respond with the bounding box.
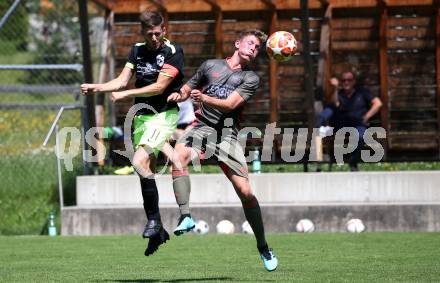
[318,71,383,171]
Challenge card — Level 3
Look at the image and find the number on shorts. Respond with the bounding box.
[146,128,161,143]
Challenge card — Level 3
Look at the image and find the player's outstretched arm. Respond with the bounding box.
[80,67,132,95]
[167,84,191,103]
[110,72,175,103]
[192,90,245,113]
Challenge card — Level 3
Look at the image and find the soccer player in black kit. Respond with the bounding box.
[81,11,183,256]
[168,29,278,271]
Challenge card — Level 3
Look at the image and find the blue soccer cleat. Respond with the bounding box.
[173,215,195,236]
[259,248,278,272]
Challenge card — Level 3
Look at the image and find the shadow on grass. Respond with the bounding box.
[98,278,234,282]
[98,277,278,282]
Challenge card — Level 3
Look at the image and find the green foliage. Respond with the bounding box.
[0,0,85,236]
[0,52,33,87]
[22,0,82,85]
[1,233,440,282]
[0,109,81,235]
[0,154,57,235]
[0,153,80,235]
[0,1,29,53]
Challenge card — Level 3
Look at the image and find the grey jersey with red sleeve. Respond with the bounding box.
[186,59,259,132]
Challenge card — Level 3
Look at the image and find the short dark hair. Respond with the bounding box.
[238,29,267,45]
[341,70,356,80]
[140,11,164,30]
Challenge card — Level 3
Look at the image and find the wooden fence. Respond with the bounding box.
[92,0,440,161]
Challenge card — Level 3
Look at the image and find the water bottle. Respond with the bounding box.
[103,127,114,139]
[252,148,261,174]
[48,211,57,237]
[103,126,123,140]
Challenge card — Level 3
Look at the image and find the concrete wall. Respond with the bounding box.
[76,171,440,205]
[63,171,440,235]
[61,204,440,235]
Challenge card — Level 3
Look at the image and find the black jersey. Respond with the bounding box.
[126,39,184,115]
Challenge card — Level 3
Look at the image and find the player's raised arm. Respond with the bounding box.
[80,67,133,95]
[111,43,184,102]
[167,84,192,102]
[192,70,259,113]
[110,72,175,102]
[192,90,245,113]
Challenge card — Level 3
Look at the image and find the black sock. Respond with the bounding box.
[140,177,160,221]
[258,243,269,253]
[242,196,267,249]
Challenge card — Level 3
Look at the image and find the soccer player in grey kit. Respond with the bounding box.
[167,29,278,272]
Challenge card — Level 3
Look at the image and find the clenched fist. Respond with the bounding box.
[80,83,100,95]
[190,89,204,103]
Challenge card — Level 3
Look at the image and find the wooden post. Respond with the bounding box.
[378,0,389,155]
[78,0,96,174]
[321,3,333,103]
[163,11,169,34]
[261,0,278,124]
[202,0,223,58]
[300,0,316,170]
[107,11,116,128]
[315,3,332,162]
[214,7,223,58]
[96,9,113,167]
[436,0,440,157]
[259,0,278,160]
[269,9,278,124]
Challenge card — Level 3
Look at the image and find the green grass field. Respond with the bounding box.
[1,233,439,282]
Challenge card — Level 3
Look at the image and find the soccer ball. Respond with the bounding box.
[346,218,365,233]
[216,220,235,234]
[266,31,297,62]
[193,220,209,235]
[296,219,315,233]
[241,221,254,234]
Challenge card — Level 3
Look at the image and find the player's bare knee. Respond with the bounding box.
[133,155,154,177]
[236,187,254,202]
[173,145,190,166]
[133,161,150,177]
[132,154,145,170]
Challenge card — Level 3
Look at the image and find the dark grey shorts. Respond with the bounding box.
[177,123,249,177]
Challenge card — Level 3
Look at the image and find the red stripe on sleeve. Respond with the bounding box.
[160,63,179,78]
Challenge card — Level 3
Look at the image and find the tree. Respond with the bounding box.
[23,0,83,85]
[0,0,29,53]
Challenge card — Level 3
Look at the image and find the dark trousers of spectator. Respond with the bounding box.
[318,107,366,171]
